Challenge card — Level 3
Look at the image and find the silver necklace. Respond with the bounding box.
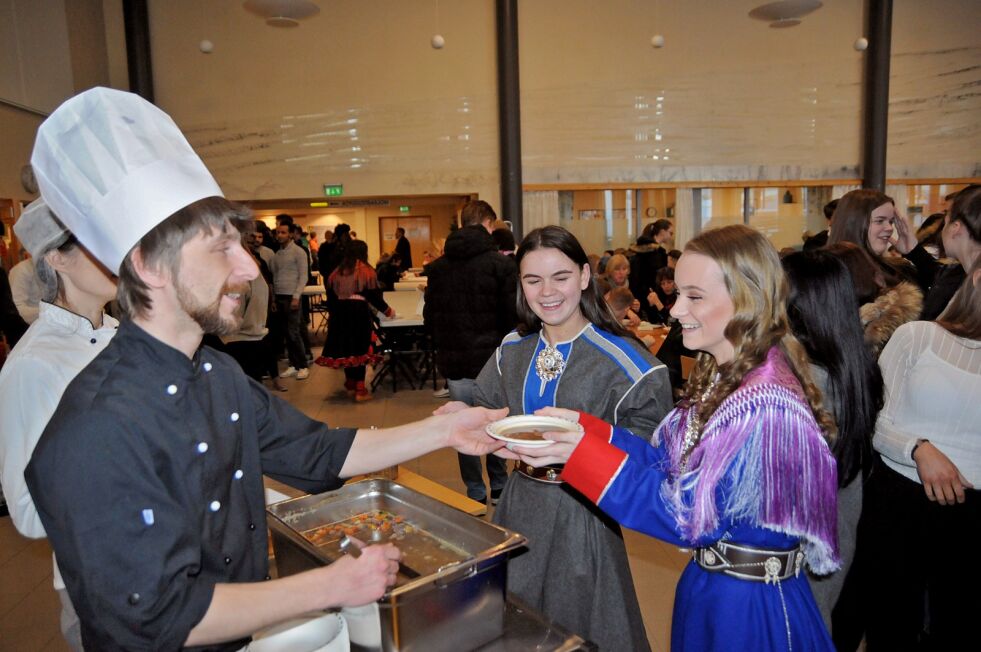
[535,343,565,382]
[679,378,717,469]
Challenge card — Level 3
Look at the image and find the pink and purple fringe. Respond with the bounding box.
[657,347,841,574]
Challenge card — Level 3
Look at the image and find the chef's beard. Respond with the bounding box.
[176,280,248,337]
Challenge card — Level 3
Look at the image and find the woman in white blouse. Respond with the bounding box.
[0,199,118,650]
[859,258,981,650]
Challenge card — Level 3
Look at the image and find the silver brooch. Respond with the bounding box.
[763,556,782,585]
[535,344,565,382]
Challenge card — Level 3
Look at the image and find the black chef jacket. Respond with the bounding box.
[26,320,357,651]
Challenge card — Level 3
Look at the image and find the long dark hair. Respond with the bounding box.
[824,241,885,305]
[782,250,884,486]
[514,226,628,338]
[337,239,369,274]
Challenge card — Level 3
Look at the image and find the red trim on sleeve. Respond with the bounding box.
[577,411,614,443]
[561,431,627,504]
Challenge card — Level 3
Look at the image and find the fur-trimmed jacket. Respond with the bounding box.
[861,281,923,359]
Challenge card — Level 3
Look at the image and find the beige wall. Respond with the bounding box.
[0,0,120,202]
[65,0,111,92]
[146,0,501,208]
[0,105,43,201]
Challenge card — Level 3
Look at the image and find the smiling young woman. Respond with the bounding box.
[828,189,919,290]
[472,225,673,651]
[512,224,841,651]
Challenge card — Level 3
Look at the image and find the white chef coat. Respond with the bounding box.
[0,301,117,588]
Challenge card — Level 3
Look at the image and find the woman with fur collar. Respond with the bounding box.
[827,242,922,359]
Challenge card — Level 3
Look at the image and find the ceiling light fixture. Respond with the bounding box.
[243,0,320,28]
[748,0,822,28]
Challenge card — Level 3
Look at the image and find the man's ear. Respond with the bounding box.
[129,248,168,289]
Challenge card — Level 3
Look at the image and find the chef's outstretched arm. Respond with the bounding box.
[339,406,508,478]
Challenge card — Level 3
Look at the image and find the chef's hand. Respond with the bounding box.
[913,441,974,505]
[442,406,509,456]
[433,400,468,415]
[290,297,300,311]
[326,543,402,607]
[892,212,919,255]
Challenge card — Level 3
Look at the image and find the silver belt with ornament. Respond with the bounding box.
[693,540,804,584]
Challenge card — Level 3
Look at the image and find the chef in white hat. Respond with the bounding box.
[25,87,506,651]
[0,198,117,650]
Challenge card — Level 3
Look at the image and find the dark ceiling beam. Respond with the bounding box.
[496,0,523,236]
[862,0,892,191]
[123,0,154,102]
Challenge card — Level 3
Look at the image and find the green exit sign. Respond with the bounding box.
[399,205,410,213]
[324,184,344,197]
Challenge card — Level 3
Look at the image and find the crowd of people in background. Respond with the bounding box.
[1,174,978,650]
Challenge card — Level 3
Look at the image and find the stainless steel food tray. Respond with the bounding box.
[266,479,527,652]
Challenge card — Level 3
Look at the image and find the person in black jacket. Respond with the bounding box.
[424,200,518,504]
[629,219,674,321]
[318,223,351,281]
[394,227,412,272]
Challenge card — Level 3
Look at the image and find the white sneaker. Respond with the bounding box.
[296,368,310,380]
[432,387,450,398]
[279,366,298,378]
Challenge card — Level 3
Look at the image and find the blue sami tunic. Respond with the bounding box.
[562,348,839,651]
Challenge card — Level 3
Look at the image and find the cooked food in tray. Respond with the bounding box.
[304,510,412,546]
[302,509,468,579]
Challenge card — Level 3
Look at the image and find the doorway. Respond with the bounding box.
[379,216,431,268]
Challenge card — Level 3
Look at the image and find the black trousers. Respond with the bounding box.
[843,457,980,651]
[225,338,278,383]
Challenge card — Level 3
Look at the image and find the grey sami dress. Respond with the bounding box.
[474,324,672,651]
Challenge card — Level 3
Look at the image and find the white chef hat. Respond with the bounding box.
[13,198,71,259]
[30,87,223,274]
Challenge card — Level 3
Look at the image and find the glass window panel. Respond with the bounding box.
[906,183,969,226]
[747,186,805,251]
[700,188,743,231]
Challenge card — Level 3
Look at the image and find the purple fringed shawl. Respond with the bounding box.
[654,347,841,574]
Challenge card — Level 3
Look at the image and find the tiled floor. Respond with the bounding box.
[0,358,686,651]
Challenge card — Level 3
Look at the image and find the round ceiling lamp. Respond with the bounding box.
[748,0,822,28]
[243,0,320,28]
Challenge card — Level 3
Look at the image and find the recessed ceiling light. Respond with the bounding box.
[748,0,822,28]
[243,0,320,28]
